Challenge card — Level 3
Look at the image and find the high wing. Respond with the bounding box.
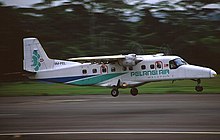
[68,54,143,66]
[68,54,125,62]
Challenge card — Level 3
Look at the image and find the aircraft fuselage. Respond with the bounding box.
[23,38,217,97]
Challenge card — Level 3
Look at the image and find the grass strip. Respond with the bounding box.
[0,76,219,96]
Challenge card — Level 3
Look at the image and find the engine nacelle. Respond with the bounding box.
[118,54,138,67]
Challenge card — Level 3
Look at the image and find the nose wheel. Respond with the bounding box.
[195,86,203,92]
[130,87,138,96]
[195,79,203,92]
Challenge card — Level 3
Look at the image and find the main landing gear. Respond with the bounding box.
[194,79,203,92]
[111,87,139,97]
[111,88,119,97]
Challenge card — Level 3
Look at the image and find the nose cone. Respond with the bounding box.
[210,69,217,78]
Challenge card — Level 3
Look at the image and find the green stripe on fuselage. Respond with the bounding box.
[69,72,126,85]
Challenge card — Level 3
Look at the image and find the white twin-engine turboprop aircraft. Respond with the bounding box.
[23,38,217,97]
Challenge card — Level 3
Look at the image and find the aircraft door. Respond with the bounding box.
[100,64,108,74]
[155,61,163,70]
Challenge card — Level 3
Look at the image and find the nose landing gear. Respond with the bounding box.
[195,86,203,92]
[130,87,138,96]
[195,79,203,92]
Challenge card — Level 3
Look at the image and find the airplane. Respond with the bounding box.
[23,37,217,97]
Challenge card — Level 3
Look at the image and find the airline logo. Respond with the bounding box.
[131,69,169,77]
[32,50,41,71]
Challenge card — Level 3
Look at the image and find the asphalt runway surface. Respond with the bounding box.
[0,94,220,140]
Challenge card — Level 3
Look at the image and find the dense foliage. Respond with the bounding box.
[0,0,219,81]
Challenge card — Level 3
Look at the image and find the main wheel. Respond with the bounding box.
[195,86,203,92]
[130,88,138,96]
[111,88,119,97]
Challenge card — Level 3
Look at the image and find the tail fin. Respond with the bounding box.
[23,38,54,72]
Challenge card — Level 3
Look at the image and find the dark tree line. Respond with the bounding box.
[0,0,219,81]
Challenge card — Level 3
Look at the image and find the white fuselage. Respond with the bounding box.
[23,37,217,96]
[29,55,216,88]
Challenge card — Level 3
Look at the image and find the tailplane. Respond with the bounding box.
[23,38,54,72]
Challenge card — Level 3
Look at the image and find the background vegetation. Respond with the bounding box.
[0,0,219,82]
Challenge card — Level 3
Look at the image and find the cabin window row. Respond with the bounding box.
[141,63,162,70]
[83,63,163,74]
[82,67,116,74]
[122,67,133,71]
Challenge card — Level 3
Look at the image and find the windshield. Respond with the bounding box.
[169,58,187,69]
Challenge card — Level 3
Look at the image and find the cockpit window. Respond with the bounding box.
[169,58,187,69]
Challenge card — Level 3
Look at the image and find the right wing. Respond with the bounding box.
[68,54,125,62]
[68,54,143,66]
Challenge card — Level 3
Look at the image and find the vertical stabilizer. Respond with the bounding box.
[23,38,54,72]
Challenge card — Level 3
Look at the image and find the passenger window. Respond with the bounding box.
[102,68,107,73]
[111,67,116,72]
[92,69,97,73]
[141,65,146,70]
[156,62,162,69]
[82,69,87,74]
[150,64,154,69]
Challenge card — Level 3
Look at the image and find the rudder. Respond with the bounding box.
[23,38,54,72]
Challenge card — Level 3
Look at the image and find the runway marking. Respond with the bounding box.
[51,99,89,102]
[0,131,220,136]
[30,99,90,104]
[0,114,20,116]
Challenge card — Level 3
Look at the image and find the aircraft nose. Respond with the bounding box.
[210,69,217,78]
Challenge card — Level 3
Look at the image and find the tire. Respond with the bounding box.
[195,86,203,92]
[130,88,138,96]
[111,88,119,97]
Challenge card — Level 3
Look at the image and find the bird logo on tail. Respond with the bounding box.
[32,50,41,71]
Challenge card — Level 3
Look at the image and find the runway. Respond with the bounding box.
[0,94,220,140]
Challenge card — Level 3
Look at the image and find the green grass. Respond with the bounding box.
[0,76,219,96]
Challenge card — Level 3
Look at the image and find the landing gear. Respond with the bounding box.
[111,80,120,97]
[195,86,203,92]
[111,88,119,97]
[194,79,203,92]
[111,88,139,97]
[130,87,138,96]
